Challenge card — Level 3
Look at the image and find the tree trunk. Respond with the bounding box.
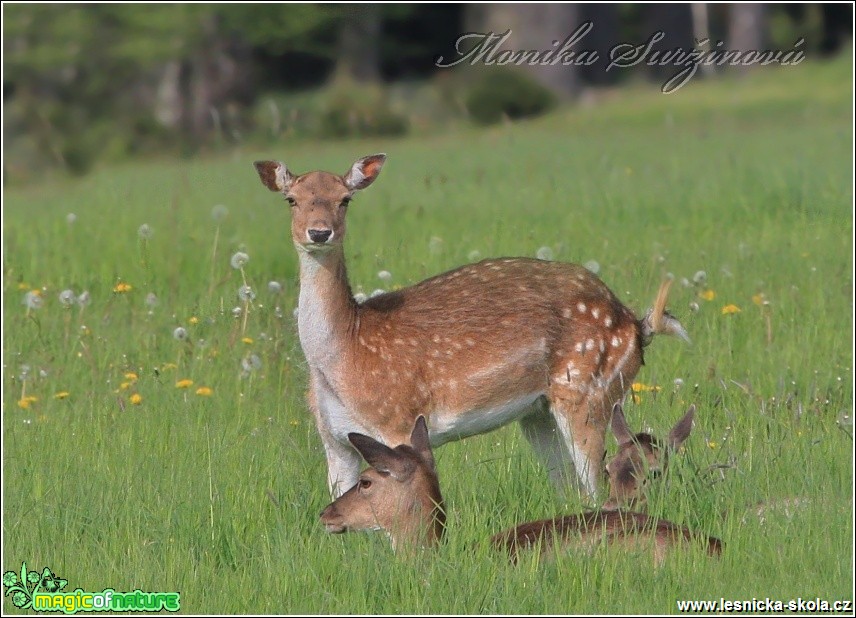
[333,5,382,83]
[728,3,767,57]
[465,3,581,98]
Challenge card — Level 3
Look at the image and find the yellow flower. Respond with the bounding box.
[195,387,213,396]
[17,282,30,290]
[54,391,70,400]
[707,440,717,449]
[124,372,138,381]
[113,282,133,293]
[289,419,300,427]
[176,379,194,389]
[631,382,661,393]
[160,363,178,371]
[18,398,32,409]
[721,304,741,315]
[130,393,143,405]
[752,293,766,306]
[189,316,199,325]
[699,289,716,301]
[119,381,132,390]
[242,337,254,344]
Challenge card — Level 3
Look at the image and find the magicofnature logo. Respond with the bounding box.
[3,562,180,614]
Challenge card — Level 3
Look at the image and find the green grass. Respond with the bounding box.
[3,56,853,614]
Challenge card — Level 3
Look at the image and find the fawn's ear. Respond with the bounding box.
[348,432,414,480]
[344,154,386,191]
[610,402,634,445]
[410,416,435,471]
[668,404,695,450]
[254,161,295,192]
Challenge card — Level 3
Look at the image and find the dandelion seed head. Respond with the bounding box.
[583,260,600,274]
[232,306,243,318]
[66,213,77,225]
[77,291,91,307]
[353,292,367,304]
[692,270,707,284]
[230,251,250,269]
[377,270,392,282]
[173,327,188,341]
[674,378,684,388]
[242,354,262,373]
[536,246,554,261]
[212,204,229,223]
[145,292,159,308]
[268,280,282,294]
[238,285,256,302]
[369,289,385,298]
[137,223,154,240]
[468,250,482,262]
[59,289,76,307]
[23,290,43,310]
[275,306,284,319]
[680,277,691,288]
[428,236,444,255]
[689,301,700,312]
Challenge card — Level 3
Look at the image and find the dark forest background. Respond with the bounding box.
[3,3,852,181]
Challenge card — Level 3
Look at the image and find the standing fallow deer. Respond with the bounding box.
[602,403,696,510]
[253,154,689,500]
[320,416,721,564]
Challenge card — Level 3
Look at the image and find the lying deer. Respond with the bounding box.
[254,154,689,499]
[320,416,721,564]
[603,402,695,510]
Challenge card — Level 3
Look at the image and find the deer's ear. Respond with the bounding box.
[410,416,435,471]
[668,405,695,450]
[344,154,386,191]
[348,433,413,480]
[254,161,294,192]
[610,402,634,445]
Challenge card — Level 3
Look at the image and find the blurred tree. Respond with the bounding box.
[465,3,581,98]
[728,3,768,58]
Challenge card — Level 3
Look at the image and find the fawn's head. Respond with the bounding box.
[253,154,386,253]
[603,403,695,510]
[319,416,446,551]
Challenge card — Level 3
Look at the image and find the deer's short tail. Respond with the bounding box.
[641,278,690,346]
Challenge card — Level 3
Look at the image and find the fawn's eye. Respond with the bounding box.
[359,478,372,490]
[285,196,296,207]
[340,197,351,209]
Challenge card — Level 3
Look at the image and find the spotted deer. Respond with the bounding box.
[602,403,696,510]
[320,416,721,564]
[253,154,689,500]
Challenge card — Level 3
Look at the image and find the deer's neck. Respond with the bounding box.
[296,246,357,369]
[389,490,446,554]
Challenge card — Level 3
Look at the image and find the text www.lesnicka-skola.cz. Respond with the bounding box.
[676,597,852,613]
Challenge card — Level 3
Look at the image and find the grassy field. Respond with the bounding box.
[3,55,853,614]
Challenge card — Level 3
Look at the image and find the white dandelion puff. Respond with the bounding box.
[692,270,707,285]
[66,213,77,225]
[212,204,229,223]
[145,292,159,308]
[230,251,250,269]
[428,236,444,255]
[59,289,76,307]
[137,224,154,240]
[241,354,263,373]
[689,301,700,313]
[583,260,600,274]
[268,280,282,294]
[536,246,554,261]
[23,291,43,310]
[238,285,256,302]
[173,327,188,341]
[467,250,482,262]
[353,292,368,304]
[369,289,386,299]
[377,270,392,282]
[232,306,243,318]
[77,291,91,307]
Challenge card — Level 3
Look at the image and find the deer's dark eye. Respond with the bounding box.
[285,196,296,207]
[340,197,352,209]
[650,469,662,480]
[358,478,372,490]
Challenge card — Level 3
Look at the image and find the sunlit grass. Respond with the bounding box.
[3,55,852,613]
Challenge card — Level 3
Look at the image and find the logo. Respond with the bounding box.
[3,562,180,614]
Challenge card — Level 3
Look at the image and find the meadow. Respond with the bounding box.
[3,55,853,614]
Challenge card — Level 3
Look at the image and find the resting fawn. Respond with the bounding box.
[254,154,689,500]
[320,415,720,564]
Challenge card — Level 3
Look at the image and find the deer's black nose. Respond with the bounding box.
[308,229,333,243]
